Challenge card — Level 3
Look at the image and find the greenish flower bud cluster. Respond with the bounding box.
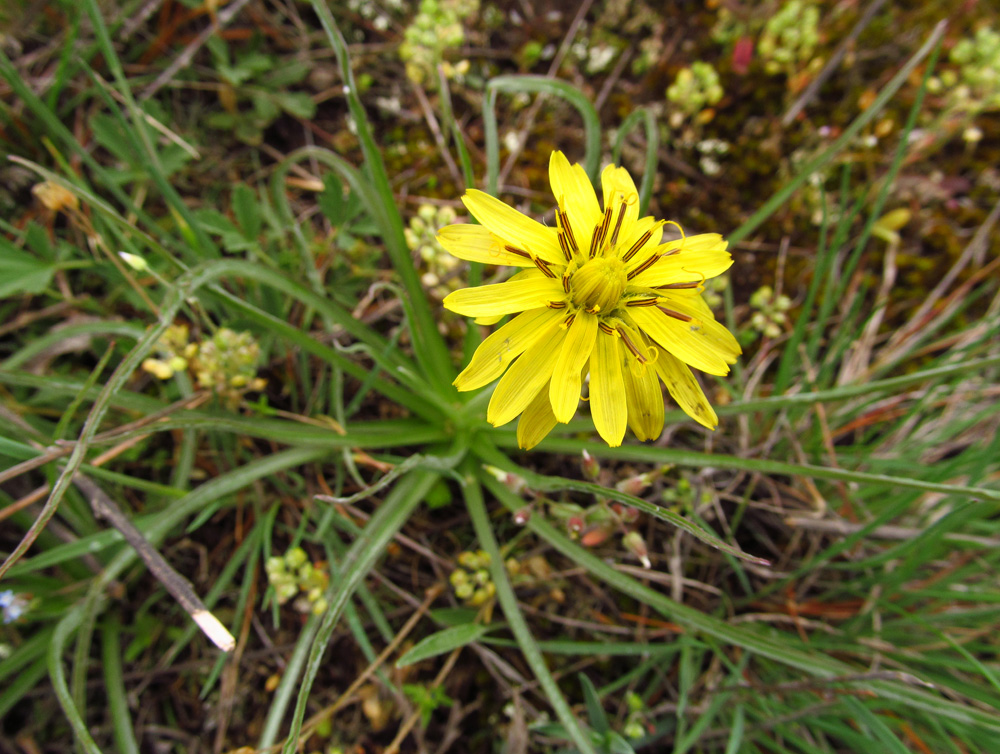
[710,7,745,47]
[265,547,330,615]
[407,204,461,298]
[400,0,479,85]
[758,1,820,76]
[666,62,724,120]
[142,324,196,381]
[701,274,729,310]
[622,691,648,739]
[142,325,266,404]
[931,27,1000,112]
[449,549,496,606]
[749,285,792,339]
[194,328,264,391]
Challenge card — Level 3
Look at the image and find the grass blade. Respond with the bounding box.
[274,469,439,753]
[466,463,598,754]
[484,75,602,192]
[728,20,946,246]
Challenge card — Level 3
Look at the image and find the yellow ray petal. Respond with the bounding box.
[454,308,562,391]
[488,323,566,427]
[628,306,738,376]
[657,294,742,360]
[630,250,733,287]
[660,232,727,254]
[443,277,563,318]
[625,232,725,273]
[508,269,545,281]
[589,329,626,447]
[630,244,733,287]
[663,289,716,321]
[600,164,640,251]
[616,216,664,262]
[470,270,552,324]
[622,357,664,442]
[549,311,598,423]
[549,151,600,255]
[517,382,559,449]
[437,224,536,267]
[653,350,718,430]
[462,190,563,265]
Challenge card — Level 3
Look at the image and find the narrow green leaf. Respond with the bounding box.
[396,624,492,667]
[611,108,658,216]
[463,461,598,754]
[271,470,438,753]
[728,21,945,245]
[307,1,455,394]
[483,75,602,191]
[102,622,141,754]
[0,435,39,461]
[475,440,769,565]
[317,172,346,224]
[579,673,610,735]
[724,705,745,754]
[481,472,1000,734]
[498,436,1000,504]
[607,732,638,754]
[842,698,910,754]
[0,655,48,720]
[232,184,261,240]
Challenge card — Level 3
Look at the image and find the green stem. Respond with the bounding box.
[484,76,602,191]
[274,469,439,753]
[481,474,1000,734]
[728,21,946,246]
[308,0,455,394]
[494,436,1000,503]
[611,108,659,215]
[464,461,598,754]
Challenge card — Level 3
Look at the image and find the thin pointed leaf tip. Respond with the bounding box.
[442,151,740,449]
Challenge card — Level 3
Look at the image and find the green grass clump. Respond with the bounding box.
[1,3,999,753]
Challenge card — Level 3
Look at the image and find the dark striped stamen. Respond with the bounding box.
[563,313,577,328]
[558,209,578,252]
[618,329,647,363]
[621,230,652,263]
[657,281,700,289]
[598,322,616,335]
[556,231,572,261]
[504,245,532,259]
[626,254,660,280]
[533,257,555,278]
[547,300,567,309]
[609,200,628,247]
[590,207,613,258]
[625,297,659,307]
[658,306,693,322]
[562,273,572,293]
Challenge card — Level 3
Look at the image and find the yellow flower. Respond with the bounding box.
[32,181,79,213]
[441,151,740,449]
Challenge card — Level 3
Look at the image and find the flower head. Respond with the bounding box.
[441,151,740,449]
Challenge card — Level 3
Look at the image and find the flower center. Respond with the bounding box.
[569,257,627,313]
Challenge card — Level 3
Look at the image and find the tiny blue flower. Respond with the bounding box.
[1,590,29,624]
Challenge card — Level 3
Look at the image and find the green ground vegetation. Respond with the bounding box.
[1,1,999,752]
